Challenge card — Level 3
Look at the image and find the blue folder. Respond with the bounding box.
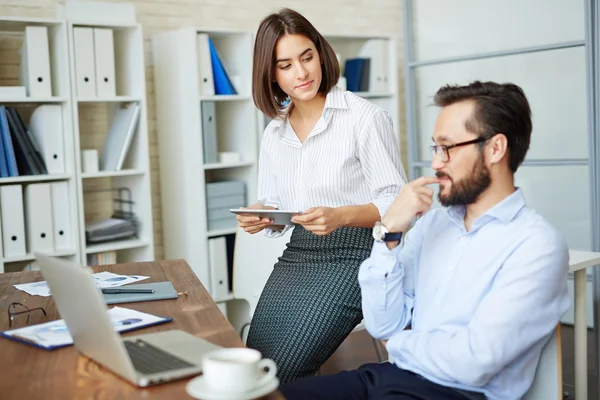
[0,106,18,177]
[208,37,237,95]
[0,106,9,177]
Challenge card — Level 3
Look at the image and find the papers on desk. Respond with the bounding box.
[14,272,150,297]
[1,306,171,350]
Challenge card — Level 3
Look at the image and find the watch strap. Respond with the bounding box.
[383,231,402,242]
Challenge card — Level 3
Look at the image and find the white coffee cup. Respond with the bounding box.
[202,348,277,393]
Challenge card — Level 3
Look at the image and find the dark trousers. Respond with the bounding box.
[280,362,486,400]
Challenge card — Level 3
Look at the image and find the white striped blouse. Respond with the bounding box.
[258,86,407,236]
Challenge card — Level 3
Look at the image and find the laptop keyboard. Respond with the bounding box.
[124,339,196,375]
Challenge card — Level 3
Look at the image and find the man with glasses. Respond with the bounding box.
[279,81,570,400]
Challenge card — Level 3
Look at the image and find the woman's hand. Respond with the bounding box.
[291,207,344,236]
[235,203,278,234]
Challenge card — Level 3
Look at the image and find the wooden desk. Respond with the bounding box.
[0,259,283,400]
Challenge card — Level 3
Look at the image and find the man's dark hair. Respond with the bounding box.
[434,81,532,173]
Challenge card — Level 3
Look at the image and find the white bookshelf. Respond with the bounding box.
[151,28,257,302]
[0,17,80,273]
[66,20,154,265]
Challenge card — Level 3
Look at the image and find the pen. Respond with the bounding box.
[101,288,155,294]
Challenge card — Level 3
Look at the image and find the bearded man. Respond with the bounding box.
[278,81,570,400]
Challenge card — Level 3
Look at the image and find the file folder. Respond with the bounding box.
[28,105,65,174]
[73,27,97,98]
[20,26,52,98]
[93,28,117,98]
[208,38,237,95]
[0,107,8,177]
[208,236,229,299]
[0,185,26,258]
[344,58,367,92]
[24,183,54,253]
[197,34,215,96]
[100,103,140,171]
[5,107,47,175]
[201,101,218,163]
[357,39,389,93]
[0,106,17,177]
[50,181,72,251]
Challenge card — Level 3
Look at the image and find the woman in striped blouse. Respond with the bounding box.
[236,8,407,384]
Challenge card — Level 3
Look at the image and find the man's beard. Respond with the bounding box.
[437,155,491,207]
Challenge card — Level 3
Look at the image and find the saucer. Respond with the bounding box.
[186,374,280,400]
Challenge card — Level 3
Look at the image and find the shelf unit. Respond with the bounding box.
[0,17,80,273]
[65,20,154,265]
[324,33,400,147]
[151,28,257,302]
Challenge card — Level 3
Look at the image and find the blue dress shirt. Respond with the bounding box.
[358,188,570,400]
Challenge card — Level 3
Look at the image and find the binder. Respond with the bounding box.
[208,236,229,299]
[19,26,52,97]
[73,27,97,98]
[0,185,26,258]
[93,28,117,98]
[201,101,218,163]
[50,181,72,251]
[197,34,215,96]
[100,103,140,171]
[357,39,389,93]
[28,105,65,174]
[24,183,54,253]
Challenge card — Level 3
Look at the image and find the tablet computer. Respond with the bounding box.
[229,209,302,226]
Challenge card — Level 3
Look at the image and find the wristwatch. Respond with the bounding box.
[372,221,403,242]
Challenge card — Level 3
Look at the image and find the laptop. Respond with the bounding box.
[34,253,221,387]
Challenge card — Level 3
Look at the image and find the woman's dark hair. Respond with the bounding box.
[434,81,532,172]
[252,8,339,119]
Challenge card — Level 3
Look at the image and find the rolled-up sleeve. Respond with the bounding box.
[357,109,407,218]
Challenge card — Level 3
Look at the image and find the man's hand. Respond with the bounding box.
[291,206,343,236]
[236,203,279,234]
[382,176,440,233]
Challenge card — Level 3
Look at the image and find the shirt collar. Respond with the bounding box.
[447,187,527,225]
[272,86,348,130]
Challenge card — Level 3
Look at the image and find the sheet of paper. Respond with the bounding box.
[14,272,150,297]
[2,307,168,350]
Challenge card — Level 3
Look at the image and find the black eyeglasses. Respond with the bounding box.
[430,135,495,163]
[7,302,47,328]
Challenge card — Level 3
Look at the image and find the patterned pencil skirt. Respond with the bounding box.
[245,225,374,384]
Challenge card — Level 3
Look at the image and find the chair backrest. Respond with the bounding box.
[522,324,562,400]
[232,226,292,316]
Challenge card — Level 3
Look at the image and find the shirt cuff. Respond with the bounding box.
[263,224,292,239]
[361,241,402,277]
[371,193,399,219]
